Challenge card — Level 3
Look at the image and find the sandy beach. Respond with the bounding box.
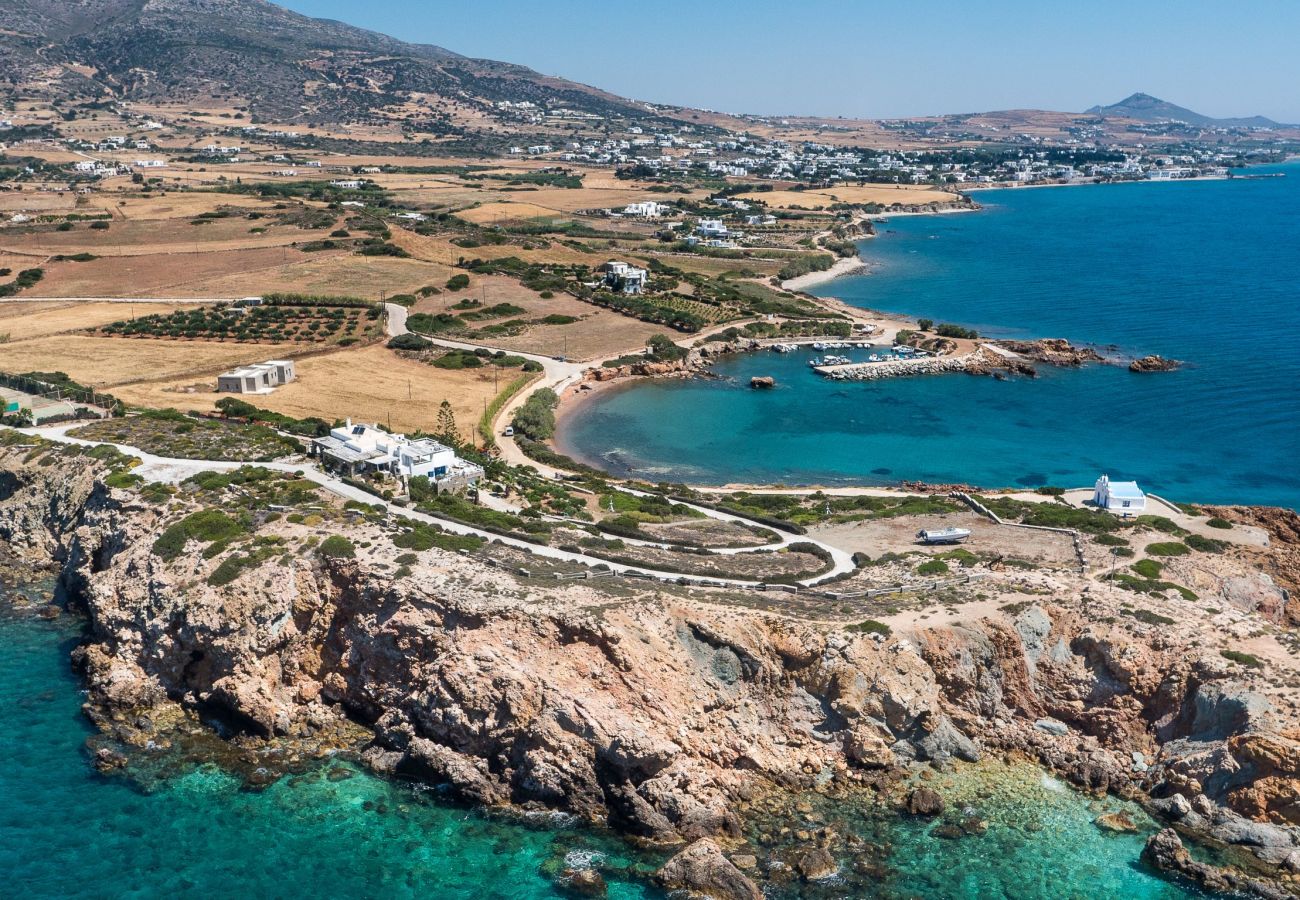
[780,254,870,291]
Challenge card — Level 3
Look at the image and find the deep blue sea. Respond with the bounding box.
[561,164,1300,508]
[1,599,1202,899]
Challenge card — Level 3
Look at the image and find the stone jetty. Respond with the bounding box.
[815,346,1003,381]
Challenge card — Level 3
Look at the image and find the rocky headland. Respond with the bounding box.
[2,440,1299,897]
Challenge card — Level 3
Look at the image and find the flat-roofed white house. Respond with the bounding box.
[1093,474,1146,516]
[623,201,669,218]
[311,420,484,493]
[602,260,648,295]
[216,359,295,394]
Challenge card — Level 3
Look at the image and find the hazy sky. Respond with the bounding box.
[278,0,1300,123]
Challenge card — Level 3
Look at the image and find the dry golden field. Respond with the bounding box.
[111,343,507,435]
[0,301,190,339]
[410,276,662,360]
[738,184,957,209]
[0,334,300,387]
[30,246,302,297]
[164,252,439,300]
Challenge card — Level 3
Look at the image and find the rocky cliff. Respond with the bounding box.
[4,444,1299,895]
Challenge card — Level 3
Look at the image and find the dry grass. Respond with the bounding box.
[0,334,299,387]
[30,246,302,297]
[0,216,311,256]
[169,251,440,299]
[0,301,190,339]
[739,185,956,209]
[413,274,665,360]
[111,343,504,435]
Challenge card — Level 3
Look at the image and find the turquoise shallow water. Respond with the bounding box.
[1,600,1202,898]
[561,164,1300,508]
[0,605,661,900]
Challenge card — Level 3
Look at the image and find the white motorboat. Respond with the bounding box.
[916,527,972,545]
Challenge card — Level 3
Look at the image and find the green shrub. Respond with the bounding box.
[1220,649,1263,669]
[446,273,470,291]
[319,535,356,559]
[845,620,891,636]
[152,509,245,561]
[1186,534,1228,554]
[1206,518,1233,530]
[1134,515,1187,536]
[1131,559,1163,579]
[388,333,431,351]
[1095,533,1129,546]
[916,559,950,576]
[1122,607,1176,626]
[1146,542,1190,557]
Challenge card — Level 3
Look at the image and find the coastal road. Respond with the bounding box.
[386,303,596,476]
[14,423,857,588]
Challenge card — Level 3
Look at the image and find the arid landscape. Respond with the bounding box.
[3,1,1299,898]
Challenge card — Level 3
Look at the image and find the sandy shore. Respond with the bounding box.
[780,254,870,292]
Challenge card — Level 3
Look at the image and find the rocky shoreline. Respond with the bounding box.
[2,444,1299,898]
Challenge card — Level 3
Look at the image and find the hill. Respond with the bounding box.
[0,0,669,129]
[1086,92,1280,128]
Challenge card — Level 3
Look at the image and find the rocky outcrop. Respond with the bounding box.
[1129,354,1182,373]
[997,338,1104,367]
[654,839,763,900]
[748,376,775,389]
[1142,829,1294,899]
[1202,506,1300,622]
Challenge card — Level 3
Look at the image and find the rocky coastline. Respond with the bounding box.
[2,444,1299,897]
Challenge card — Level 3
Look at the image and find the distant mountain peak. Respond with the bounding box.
[1086,93,1280,129]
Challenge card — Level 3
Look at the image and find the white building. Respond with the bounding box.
[216,360,295,394]
[602,260,648,294]
[312,420,483,492]
[330,179,363,189]
[696,218,730,238]
[133,159,167,168]
[623,201,669,218]
[1092,475,1146,517]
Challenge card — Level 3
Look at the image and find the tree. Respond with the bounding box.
[511,388,558,441]
[917,318,934,332]
[435,399,462,448]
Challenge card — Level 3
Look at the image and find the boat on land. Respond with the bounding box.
[917,526,972,544]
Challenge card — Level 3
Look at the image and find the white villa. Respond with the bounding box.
[216,360,295,394]
[1093,475,1147,517]
[696,218,730,238]
[312,420,483,492]
[602,260,648,295]
[623,201,669,218]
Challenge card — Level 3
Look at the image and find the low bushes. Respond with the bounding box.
[1220,649,1264,669]
[153,509,245,561]
[1186,534,1228,554]
[1146,542,1191,557]
[318,535,357,559]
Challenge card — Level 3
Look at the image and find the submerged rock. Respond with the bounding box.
[655,839,763,900]
[560,867,607,898]
[1094,811,1139,833]
[792,847,837,881]
[907,787,945,817]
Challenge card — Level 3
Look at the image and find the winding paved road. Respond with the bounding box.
[14,423,856,588]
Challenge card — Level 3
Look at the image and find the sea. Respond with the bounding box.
[560,162,1300,509]
[1,594,1204,899]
